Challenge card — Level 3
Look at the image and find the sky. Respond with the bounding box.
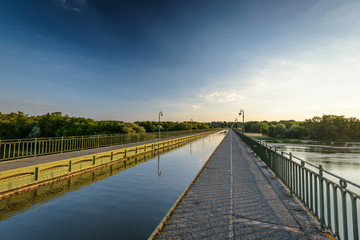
[0,0,360,122]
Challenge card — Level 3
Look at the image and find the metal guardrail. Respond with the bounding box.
[0,129,213,161]
[0,131,215,195]
[234,129,359,240]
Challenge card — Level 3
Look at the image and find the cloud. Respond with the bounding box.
[199,91,241,103]
[192,105,201,109]
[24,99,41,105]
[58,0,87,13]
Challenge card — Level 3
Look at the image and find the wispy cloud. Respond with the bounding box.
[199,91,241,103]
[58,0,87,13]
[24,99,41,105]
[191,105,201,109]
[24,99,44,110]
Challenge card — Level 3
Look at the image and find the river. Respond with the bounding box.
[273,143,360,187]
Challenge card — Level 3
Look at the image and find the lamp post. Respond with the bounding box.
[239,109,245,133]
[190,118,193,134]
[230,118,238,128]
[158,111,163,139]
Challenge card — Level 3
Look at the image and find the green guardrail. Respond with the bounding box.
[0,131,215,196]
[0,129,214,161]
[234,129,359,240]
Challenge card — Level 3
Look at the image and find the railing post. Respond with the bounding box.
[319,165,325,230]
[98,134,100,148]
[341,188,348,240]
[34,137,37,157]
[61,136,64,153]
[351,194,359,240]
[34,167,39,181]
[82,135,84,150]
[290,153,294,194]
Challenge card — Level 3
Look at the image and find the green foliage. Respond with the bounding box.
[0,112,213,139]
[0,111,35,139]
[136,121,212,132]
[274,123,286,137]
[246,114,360,141]
[285,125,307,138]
[260,122,269,135]
[268,124,276,137]
[304,115,360,141]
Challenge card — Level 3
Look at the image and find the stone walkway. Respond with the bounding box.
[154,129,329,239]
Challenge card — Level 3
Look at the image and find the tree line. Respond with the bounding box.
[2,112,358,141]
[0,112,213,139]
[243,115,360,141]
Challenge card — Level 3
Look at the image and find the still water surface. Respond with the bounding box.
[0,131,226,240]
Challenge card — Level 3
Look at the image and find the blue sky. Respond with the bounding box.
[1,0,360,122]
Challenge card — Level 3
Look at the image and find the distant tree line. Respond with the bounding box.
[0,112,214,139]
[135,121,212,132]
[243,115,360,141]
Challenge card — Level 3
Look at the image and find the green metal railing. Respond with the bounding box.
[0,129,213,161]
[234,129,360,240]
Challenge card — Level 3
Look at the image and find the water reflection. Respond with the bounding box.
[0,145,177,221]
[0,131,227,240]
[157,155,162,177]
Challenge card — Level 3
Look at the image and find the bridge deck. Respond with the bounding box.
[0,134,196,172]
[153,129,330,239]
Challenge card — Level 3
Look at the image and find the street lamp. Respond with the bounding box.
[190,118,193,134]
[158,111,163,139]
[230,118,238,128]
[239,109,245,133]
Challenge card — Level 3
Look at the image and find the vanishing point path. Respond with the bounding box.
[153,129,330,239]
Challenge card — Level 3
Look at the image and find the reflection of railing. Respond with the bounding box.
[0,131,215,196]
[0,141,182,220]
[234,129,359,240]
[0,129,213,161]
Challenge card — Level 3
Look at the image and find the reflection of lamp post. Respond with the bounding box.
[157,155,162,177]
[158,111,163,139]
[190,141,193,155]
[239,109,245,133]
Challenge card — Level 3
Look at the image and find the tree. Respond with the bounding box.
[260,122,269,135]
[274,124,286,137]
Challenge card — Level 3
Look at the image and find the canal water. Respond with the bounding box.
[0,131,227,240]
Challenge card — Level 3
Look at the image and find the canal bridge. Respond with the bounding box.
[151,129,330,239]
[0,129,358,239]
